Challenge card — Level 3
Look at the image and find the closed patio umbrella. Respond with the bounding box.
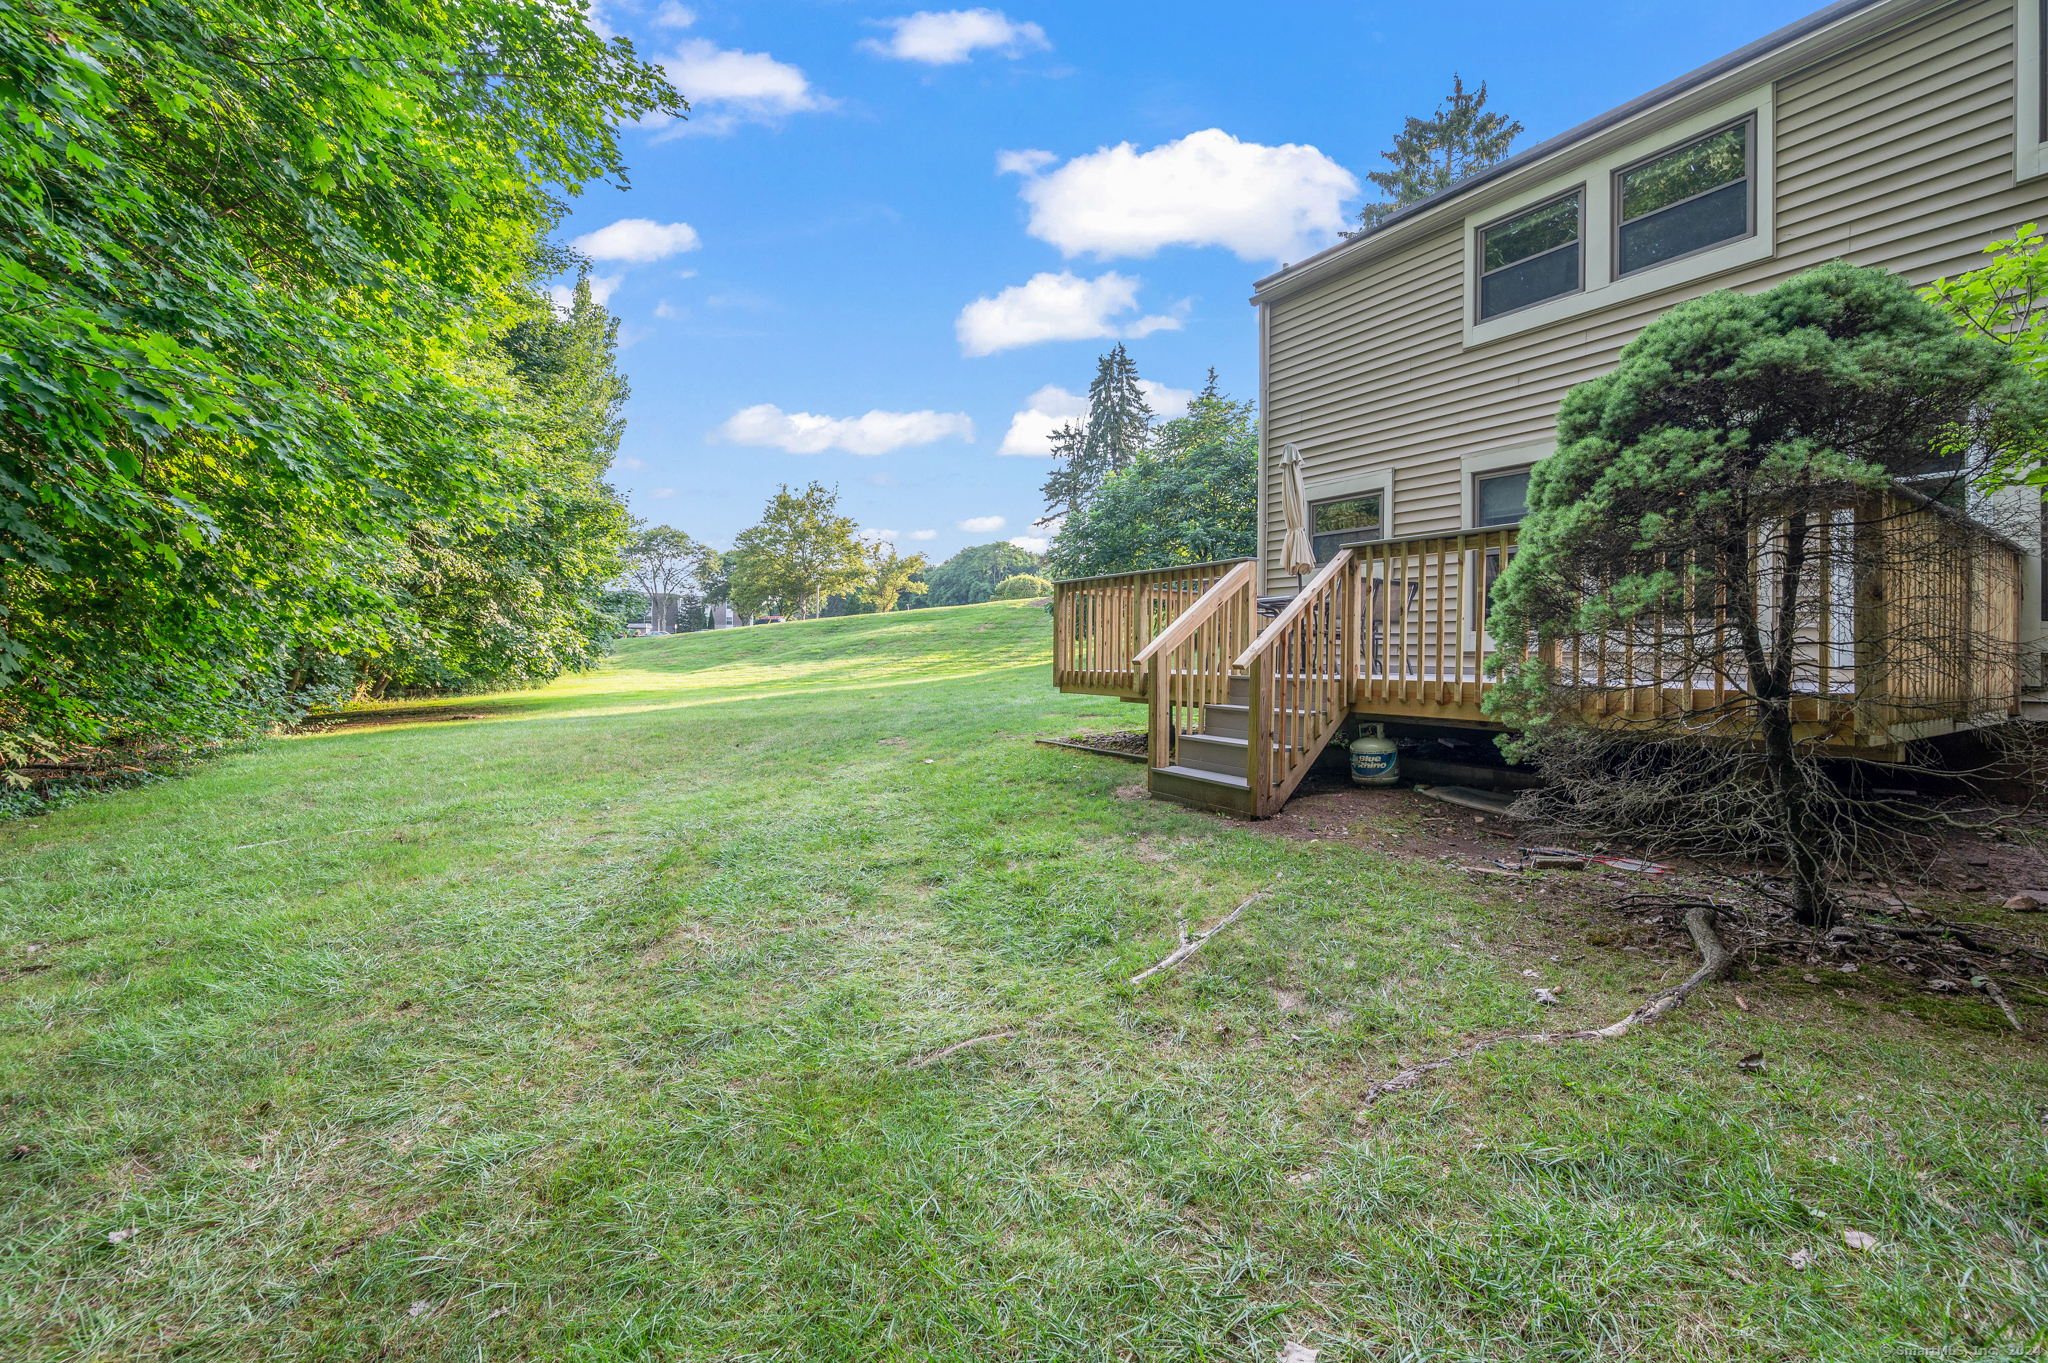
[1277,443,1316,588]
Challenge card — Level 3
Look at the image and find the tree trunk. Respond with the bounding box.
[1741,511,1836,929]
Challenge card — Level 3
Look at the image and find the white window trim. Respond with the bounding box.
[1302,465,1395,550]
[1460,440,1552,529]
[2020,0,2047,182]
[1461,86,1776,348]
[1458,441,1549,646]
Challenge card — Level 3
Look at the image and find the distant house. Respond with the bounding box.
[624,621,654,637]
[1053,0,2048,816]
[707,603,737,629]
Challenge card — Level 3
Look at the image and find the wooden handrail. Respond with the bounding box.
[1050,556,1253,588]
[1132,560,1257,668]
[1233,549,1354,670]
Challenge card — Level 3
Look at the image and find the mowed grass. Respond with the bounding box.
[2,599,2044,1361]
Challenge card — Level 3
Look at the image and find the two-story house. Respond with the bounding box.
[1052,0,2048,816]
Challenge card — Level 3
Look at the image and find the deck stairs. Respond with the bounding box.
[1150,674,1343,816]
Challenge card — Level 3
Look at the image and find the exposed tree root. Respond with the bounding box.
[1359,899,1737,1110]
[900,889,1267,1071]
[1974,975,2024,1032]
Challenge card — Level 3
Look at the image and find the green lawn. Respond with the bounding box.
[3,600,2044,1360]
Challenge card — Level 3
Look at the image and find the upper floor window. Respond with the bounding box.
[1615,121,1753,275]
[1310,493,1381,562]
[1478,192,1581,321]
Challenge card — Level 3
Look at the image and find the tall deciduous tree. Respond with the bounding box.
[621,524,708,634]
[1485,263,2044,928]
[728,483,868,620]
[1347,76,1522,234]
[1039,343,1153,523]
[0,0,679,759]
[858,542,929,613]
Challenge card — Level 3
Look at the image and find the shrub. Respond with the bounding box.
[991,574,1052,600]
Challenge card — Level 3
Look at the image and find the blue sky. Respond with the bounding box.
[570,0,1818,561]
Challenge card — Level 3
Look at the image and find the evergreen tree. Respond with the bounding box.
[1038,344,1154,523]
[1346,76,1522,234]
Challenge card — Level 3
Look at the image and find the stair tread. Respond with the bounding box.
[1179,732,1248,749]
[1153,764,1250,790]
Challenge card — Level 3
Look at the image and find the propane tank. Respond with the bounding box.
[1348,723,1400,786]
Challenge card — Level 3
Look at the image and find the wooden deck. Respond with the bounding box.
[1051,501,2027,814]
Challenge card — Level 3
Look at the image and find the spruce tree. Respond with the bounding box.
[1038,343,1154,524]
[1346,76,1522,234]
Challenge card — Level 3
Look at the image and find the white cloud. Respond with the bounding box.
[996,147,1056,176]
[654,1,695,26]
[548,273,623,312]
[713,404,974,455]
[859,527,900,543]
[998,383,1087,455]
[617,456,647,470]
[863,472,899,486]
[1002,128,1358,261]
[1139,379,1196,419]
[572,218,701,263]
[654,300,680,319]
[649,487,677,498]
[1007,534,1049,554]
[908,528,937,540]
[955,271,1181,357]
[958,515,1006,533]
[652,40,831,136]
[861,9,1050,64]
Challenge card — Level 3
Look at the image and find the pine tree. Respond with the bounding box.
[1346,76,1523,234]
[1037,343,1154,524]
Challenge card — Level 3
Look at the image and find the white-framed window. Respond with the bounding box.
[2020,0,2048,182]
[1613,117,1756,278]
[1461,86,1775,347]
[1308,492,1383,563]
[1461,441,1547,645]
[1300,465,1395,565]
[1475,188,1583,322]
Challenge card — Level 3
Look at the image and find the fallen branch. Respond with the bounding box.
[903,1030,1020,1070]
[900,886,1269,1071]
[1359,899,1737,1109]
[1130,892,1262,985]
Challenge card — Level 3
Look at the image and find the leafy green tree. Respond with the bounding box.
[0,0,678,754]
[858,543,929,613]
[1923,223,2048,446]
[911,544,1047,608]
[620,522,708,636]
[1346,76,1522,234]
[728,483,868,620]
[1039,343,1153,523]
[1485,263,2042,928]
[1048,372,1258,578]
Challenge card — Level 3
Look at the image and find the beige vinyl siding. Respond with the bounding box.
[1261,0,2047,592]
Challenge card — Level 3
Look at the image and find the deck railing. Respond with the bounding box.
[1051,558,1252,697]
[1349,497,2023,745]
[1133,560,1259,769]
[1236,548,1356,815]
[1355,528,1520,717]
